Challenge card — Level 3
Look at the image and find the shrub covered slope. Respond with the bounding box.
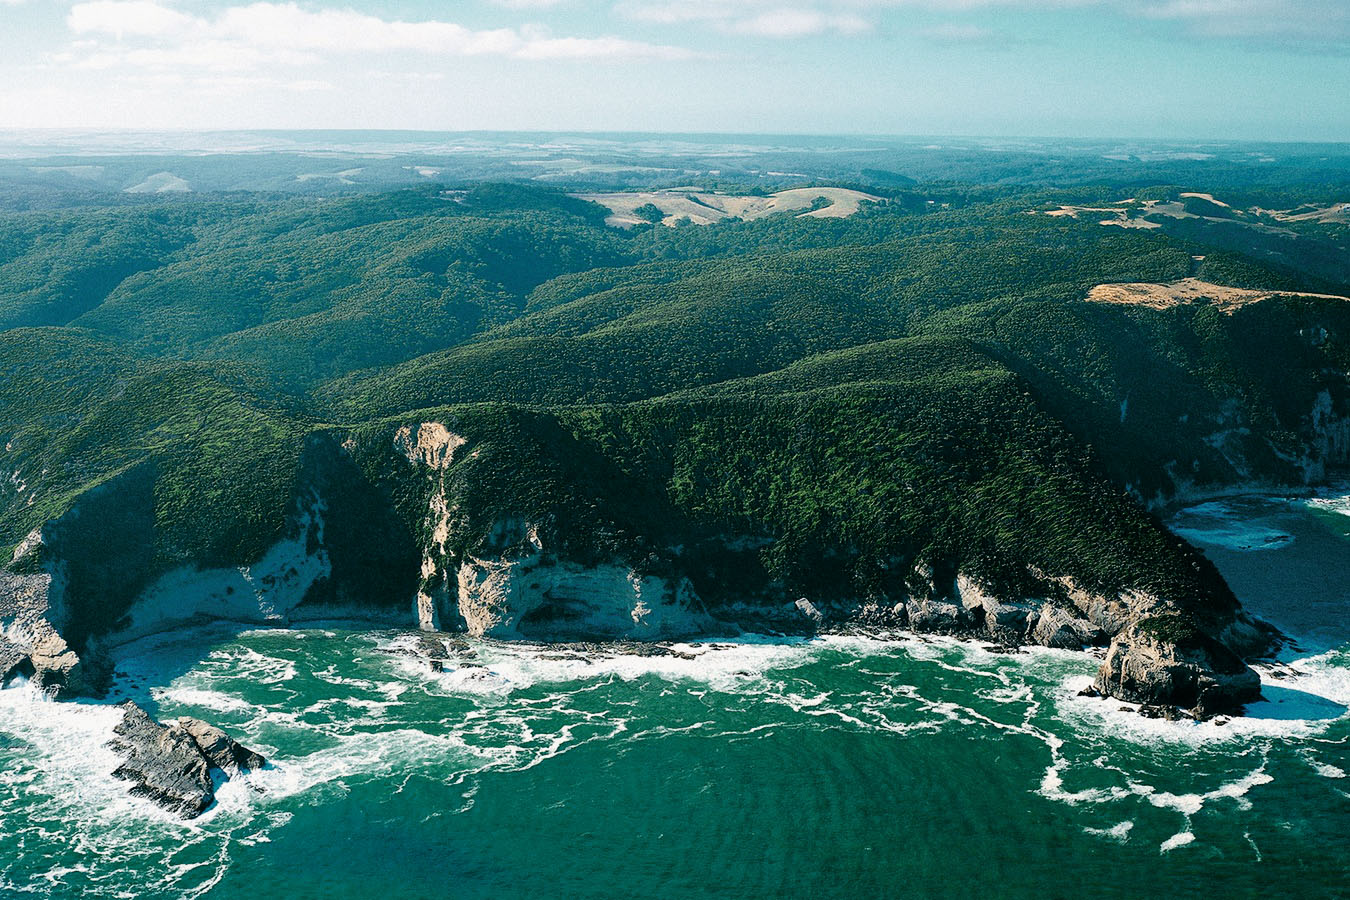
[1,173,1347,715]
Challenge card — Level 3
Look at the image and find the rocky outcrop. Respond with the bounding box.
[108,701,266,819]
[909,570,1110,651]
[0,565,98,693]
[109,702,217,818]
[898,567,1261,714]
[1303,388,1350,480]
[396,422,468,632]
[0,635,32,685]
[178,718,267,771]
[26,626,91,694]
[1030,606,1104,649]
[1093,618,1262,717]
[376,633,477,672]
[455,550,710,640]
[955,574,1035,643]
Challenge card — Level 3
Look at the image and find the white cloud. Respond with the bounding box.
[1139,0,1350,44]
[618,0,873,36]
[730,8,870,36]
[491,0,568,8]
[617,0,739,23]
[68,1,195,38]
[918,22,994,40]
[618,0,1348,48]
[61,1,695,70]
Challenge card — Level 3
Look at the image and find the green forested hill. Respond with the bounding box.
[2,174,1347,710]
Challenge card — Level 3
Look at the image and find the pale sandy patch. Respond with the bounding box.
[576,187,882,228]
[1266,203,1350,224]
[1085,278,1350,314]
[1041,203,1162,230]
[1179,192,1230,207]
[123,172,190,193]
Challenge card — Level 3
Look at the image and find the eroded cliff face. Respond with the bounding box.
[0,419,1282,718]
[394,421,467,631]
[0,434,419,695]
[0,491,334,694]
[1306,389,1350,480]
[393,421,711,640]
[454,527,710,640]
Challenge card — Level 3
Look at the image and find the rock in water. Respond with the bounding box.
[178,718,267,771]
[108,702,215,818]
[1093,617,1262,717]
[107,702,268,818]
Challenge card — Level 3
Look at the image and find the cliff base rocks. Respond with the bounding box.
[1094,618,1263,718]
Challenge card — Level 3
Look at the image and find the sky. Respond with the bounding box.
[0,0,1346,139]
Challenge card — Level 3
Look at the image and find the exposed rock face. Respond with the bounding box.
[178,718,267,771]
[108,702,217,818]
[26,626,91,694]
[1094,619,1262,717]
[906,597,970,633]
[0,416,1278,722]
[1031,606,1104,649]
[794,598,824,625]
[909,569,1261,713]
[0,636,32,685]
[108,702,267,818]
[1304,389,1350,480]
[456,551,710,640]
[442,513,712,641]
[903,563,972,633]
[396,422,468,632]
[112,494,330,644]
[0,565,97,694]
[955,574,1033,644]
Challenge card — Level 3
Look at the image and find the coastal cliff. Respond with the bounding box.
[0,411,1282,719]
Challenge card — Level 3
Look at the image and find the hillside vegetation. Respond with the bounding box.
[2,171,1347,713]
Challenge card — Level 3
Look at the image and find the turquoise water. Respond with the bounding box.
[1,496,1347,898]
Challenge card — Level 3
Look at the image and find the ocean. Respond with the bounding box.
[1,492,1347,898]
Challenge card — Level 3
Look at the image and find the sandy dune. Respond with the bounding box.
[1179,192,1230,207]
[1085,278,1350,314]
[577,187,882,228]
[1042,202,1163,230]
[1046,193,1350,231]
[124,172,190,193]
[1269,202,1350,224]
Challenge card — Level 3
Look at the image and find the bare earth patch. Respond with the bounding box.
[1085,278,1350,314]
[576,187,883,228]
[1042,202,1162,230]
[1179,192,1230,207]
[1266,202,1350,224]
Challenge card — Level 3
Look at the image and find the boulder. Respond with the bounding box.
[24,626,92,695]
[794,598,824,625]
[955,574,1022,642]
[1093,618,1262,717]
[906,597,971,633]
[1031,606,1105,650]
[982,603,1033,643]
